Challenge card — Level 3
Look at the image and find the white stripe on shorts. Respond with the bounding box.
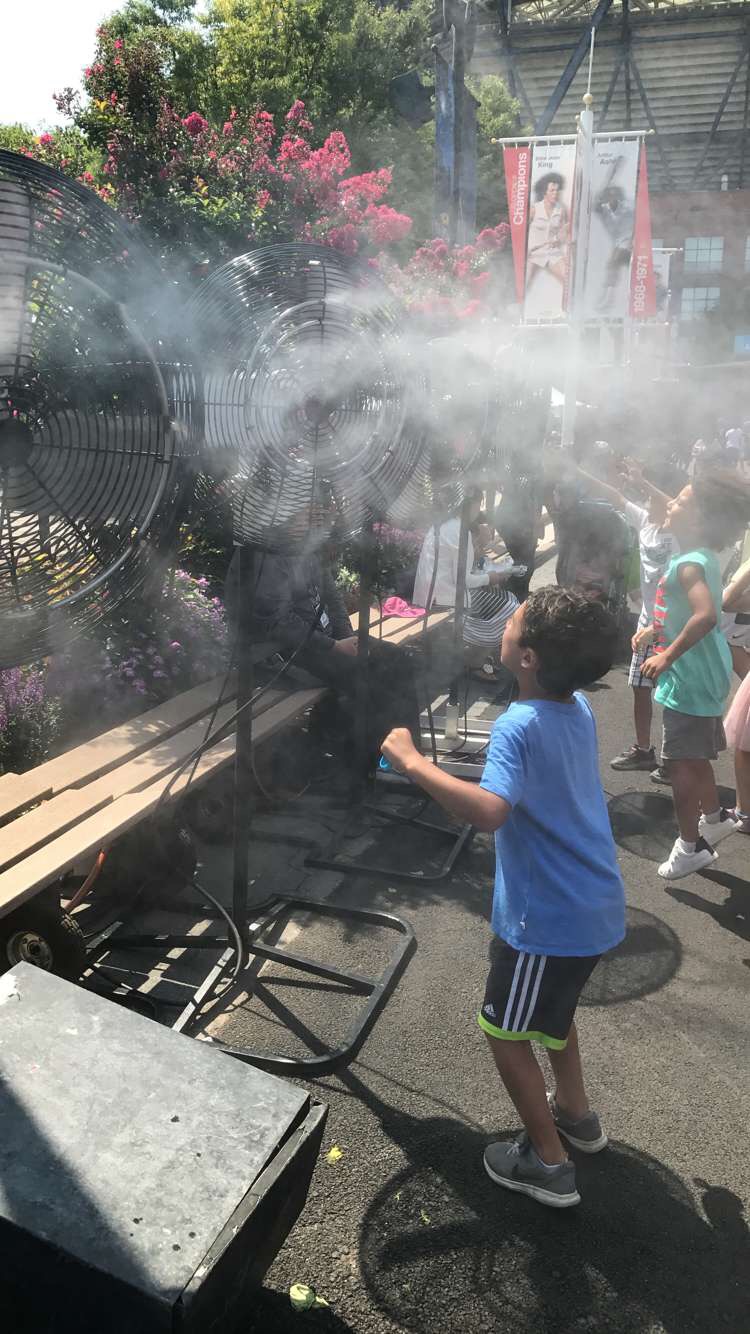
[519,955,547,1032]
[510,953,537,1031]
[501,951,526,1031]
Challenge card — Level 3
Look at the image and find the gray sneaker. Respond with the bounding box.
[547,1093,608,1153]
[651,765,672,786]
[610,744,656,772]
[483,1134,580,1208]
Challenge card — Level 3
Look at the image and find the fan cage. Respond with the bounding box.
[0,151,197,667]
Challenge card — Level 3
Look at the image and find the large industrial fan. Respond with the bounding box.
[0,151,189,667]
[0,150,195,979]
[137,242,439,1074]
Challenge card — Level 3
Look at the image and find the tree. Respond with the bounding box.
[4,0,519,322]
[0,123,96,179]
[471,74,524,230]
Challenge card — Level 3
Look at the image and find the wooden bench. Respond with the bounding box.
[0,677,326,922]
[0,605,455,927]
[351,607,452,645]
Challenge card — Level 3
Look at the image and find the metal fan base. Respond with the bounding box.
[87,891,415,1077]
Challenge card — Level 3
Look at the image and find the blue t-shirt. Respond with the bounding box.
[479,694,626,957]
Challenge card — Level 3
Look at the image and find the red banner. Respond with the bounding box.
[629,147,656,320]
[503,146,531,304]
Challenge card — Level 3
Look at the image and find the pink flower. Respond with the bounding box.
[469,270,491,295]
[338,168,392,208]
[84,67,92,78]
[110,92,117,105]
[250,109,275,153]
[182,111,208,138]
[222,120,234,137]
[285,99,313,131]
[277,134,309,168]
[364,203,412,246]
[113,38,123,49]
[38,133,54,147]
[326,223,359,255]
[257,189,271,210]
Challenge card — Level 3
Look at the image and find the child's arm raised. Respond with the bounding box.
[381,728,511,834]
[641,563,717,681]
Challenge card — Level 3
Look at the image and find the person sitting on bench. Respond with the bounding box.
[225,537,422,764]
[413,489,518,681]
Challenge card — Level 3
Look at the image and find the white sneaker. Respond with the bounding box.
[698,809,742,846]
[658,836,717,880]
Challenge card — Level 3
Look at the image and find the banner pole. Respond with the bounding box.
[562,90,595,451]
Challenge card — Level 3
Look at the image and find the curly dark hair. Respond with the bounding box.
[692,470,750,549]
[533,171,565,201]
[519,586,619,695]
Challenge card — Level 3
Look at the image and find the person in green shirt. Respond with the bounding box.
[636,471,750,879]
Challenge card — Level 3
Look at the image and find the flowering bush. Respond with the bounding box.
[377,224,512,324]
[49,26,413,265]
[0,668,61,774]
[0,122,95,181]
[48,570,229,748]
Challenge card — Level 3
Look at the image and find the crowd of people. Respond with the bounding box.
[226,427,750,1212]
[381,437,750,1214]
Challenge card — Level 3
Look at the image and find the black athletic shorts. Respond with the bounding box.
[477,936,601,1051]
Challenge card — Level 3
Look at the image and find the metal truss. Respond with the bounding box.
[479,0,750,190]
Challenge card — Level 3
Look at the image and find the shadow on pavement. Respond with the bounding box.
[607,788,737,864]
[665,867,750,945]
[580,905,682,1006]
[357,1113,749,1334]
[607,790,677,862]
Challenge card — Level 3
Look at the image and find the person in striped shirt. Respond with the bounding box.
[381,587,625,1208]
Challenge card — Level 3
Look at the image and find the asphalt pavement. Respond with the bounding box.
[211,555,750,1334]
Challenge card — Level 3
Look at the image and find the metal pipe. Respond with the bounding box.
[492,129,650,146]
[449,23,465,248]
[231,543,255,955]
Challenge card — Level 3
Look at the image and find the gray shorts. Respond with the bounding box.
[661,707,727,763]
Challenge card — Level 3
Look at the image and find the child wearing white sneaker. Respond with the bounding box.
[638,472,750,879]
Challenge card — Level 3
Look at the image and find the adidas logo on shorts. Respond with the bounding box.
[484,1003,497,1019]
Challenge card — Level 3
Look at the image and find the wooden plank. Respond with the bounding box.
[0,687,326,916]
[349,609,383,633]
[0,676,237,825]
[376,610,452,644]
[0,689,288,876]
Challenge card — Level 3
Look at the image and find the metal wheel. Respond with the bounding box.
[0,902,86,980]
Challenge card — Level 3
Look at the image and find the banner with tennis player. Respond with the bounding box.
[581,141,639,320]
[522,143,577,321]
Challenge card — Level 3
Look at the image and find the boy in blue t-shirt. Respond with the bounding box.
[382,586,625,1210]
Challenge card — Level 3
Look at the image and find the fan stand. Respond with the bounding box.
[101,541,415,1076]
[306,502,478,884]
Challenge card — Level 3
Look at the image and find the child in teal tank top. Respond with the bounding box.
[652,548,731,717]
[636,472,750,880]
